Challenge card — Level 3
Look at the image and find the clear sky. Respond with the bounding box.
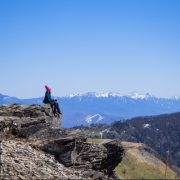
[0,0,180,98]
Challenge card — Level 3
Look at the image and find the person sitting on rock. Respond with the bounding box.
[43,85,62,116]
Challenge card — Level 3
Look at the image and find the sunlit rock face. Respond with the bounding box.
[0,104,124,179]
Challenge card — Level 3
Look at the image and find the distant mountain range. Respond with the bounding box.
[1,92,180,127]
[72,111,180,171]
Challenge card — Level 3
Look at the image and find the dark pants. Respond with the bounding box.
[50,100,61,115]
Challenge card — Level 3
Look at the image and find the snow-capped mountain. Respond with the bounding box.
[66,92,154,99]
[1,92,180,128]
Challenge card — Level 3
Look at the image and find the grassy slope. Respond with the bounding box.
[115,141,178,179]
[87,139,178,179]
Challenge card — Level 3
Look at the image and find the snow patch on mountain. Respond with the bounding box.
[67,93,83,98]
[143,124,151,128]
[128,92,153,99]
[66,92,154,99]
[85,114,104,124]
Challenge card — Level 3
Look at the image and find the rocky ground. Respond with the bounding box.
[0,104,124,179]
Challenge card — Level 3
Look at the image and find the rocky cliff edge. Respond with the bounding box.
[0,104,124,179]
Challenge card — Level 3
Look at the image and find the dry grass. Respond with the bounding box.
[86,138,112,144]
[86,139,178,179]
[115,141,178,179]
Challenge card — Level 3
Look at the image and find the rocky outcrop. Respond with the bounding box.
[41,136,123,177]
[1,140,84,179]
[0,104,47,133]
[0,104,64,139]
[0,104,46,118]
[0,104,124,179]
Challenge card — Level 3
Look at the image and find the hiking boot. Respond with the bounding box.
[53,112,60,118]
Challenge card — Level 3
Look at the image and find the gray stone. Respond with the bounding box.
[0,104,124,179]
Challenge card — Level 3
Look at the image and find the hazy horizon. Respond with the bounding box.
[1,90,180,99]
[1,0,180,98]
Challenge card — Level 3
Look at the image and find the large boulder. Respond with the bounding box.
[41,136,124,178]
[0,104,64,139]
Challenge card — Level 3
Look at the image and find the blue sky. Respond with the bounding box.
[0,0,180,98]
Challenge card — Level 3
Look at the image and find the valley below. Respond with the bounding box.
[0,104,179,179]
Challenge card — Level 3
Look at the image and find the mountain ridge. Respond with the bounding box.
[1,92,180,127]
[1,91,180,100]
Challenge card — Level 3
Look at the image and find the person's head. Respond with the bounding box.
[45,85,51,93]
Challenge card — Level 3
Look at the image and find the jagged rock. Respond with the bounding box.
[1,140,85,179]
[0,104,63,138]
[0,104,124,179]
[0,104,47,131]
[101,141,124,176]
[41,136,124,177]
[0,104,44,118]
